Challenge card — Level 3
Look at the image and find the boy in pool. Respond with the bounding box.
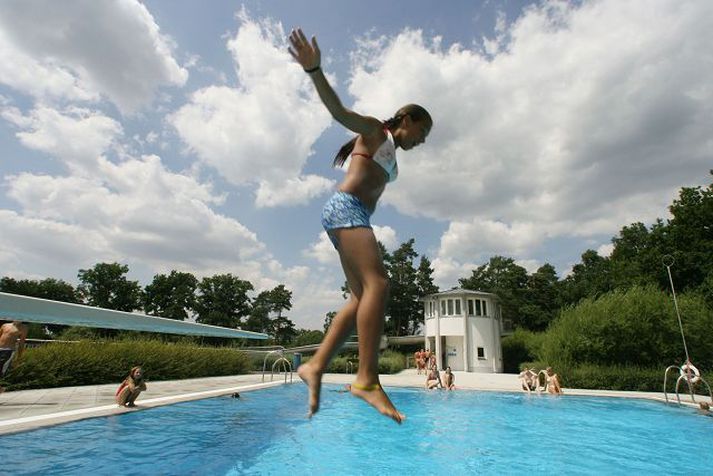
[289,28,432,423]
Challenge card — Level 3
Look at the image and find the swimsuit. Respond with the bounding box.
[350,130,398,182]
[321,131,398,249]
[321,191,373,249]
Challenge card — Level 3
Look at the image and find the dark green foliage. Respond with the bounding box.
[0,340,250,391]
[292,329,324,347]
[143,271,198,320]
[539,286,713,370]
[194,274,253,328]
[501,329,544,373]
[78,262,142,312]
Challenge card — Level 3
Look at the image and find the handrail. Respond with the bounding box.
[664,364,713,406]
[346,360,355,374]
[262,349,284,382]
[271,357,293,383]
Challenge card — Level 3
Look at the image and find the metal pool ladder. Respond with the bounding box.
[261,349,293,384]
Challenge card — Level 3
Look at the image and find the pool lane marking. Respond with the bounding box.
[0,380,286,429]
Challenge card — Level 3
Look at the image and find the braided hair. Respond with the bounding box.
[332,104,432,168]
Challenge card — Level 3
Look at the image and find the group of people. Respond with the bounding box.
[426,364,456,390]
[518,367,563,394]
[414,349,435,375]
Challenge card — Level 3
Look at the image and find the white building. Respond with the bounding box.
[422,288,504,373]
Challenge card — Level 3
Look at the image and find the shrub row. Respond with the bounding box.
[300,350,407,375]
[0,339,250,391]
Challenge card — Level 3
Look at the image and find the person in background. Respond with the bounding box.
[443,366,456,390]
[0,320,28,392]
[116,366,147,407]
[426,365,442,390]
[546,367,563,395]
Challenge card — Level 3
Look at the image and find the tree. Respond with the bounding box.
[77,263,142,312]
[244,290,272,334]
[460,256,528,328]
[559,250,613,306]
[293,329,324,347]
[143,271,198,320]
[0,277,80,337]
[415,256,439,333]
[0,277,79,303]
[268,284,292,318]
[194,274,253,328]
[385,240,422,336]
[520,264,559,331]
[323,311,337,332]
[271,315,297,345]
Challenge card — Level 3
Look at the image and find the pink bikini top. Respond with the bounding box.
[351,130,398,183]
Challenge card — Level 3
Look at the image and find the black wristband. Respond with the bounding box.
[304,65,321,74]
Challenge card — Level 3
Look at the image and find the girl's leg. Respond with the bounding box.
[334,227,404,423]
[298,251,363,417]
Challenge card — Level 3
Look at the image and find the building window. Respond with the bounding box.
[482,300,487,316]
[477,347,486,359]
[441,300,446,315]
[447,299,454,315]
[455,299,461,315]
[467,299,474,315]
[475,300,482,316]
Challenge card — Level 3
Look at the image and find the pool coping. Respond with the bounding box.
[0,380,285,435]
[1,371,709,435]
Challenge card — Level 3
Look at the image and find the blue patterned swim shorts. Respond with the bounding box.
[321,191,373,249]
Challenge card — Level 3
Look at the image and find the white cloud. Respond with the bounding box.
[372,225,398,251]
[0,0,187,113]
[597,243,614,258]
[169,11,333,207]
[345,0,713,278]
[255,175,335,208]
[2,105,122,173]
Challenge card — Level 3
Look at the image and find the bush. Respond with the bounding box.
[539,286,713,370]
[502,329,545,373]
[0,339,250,391]
[301,350,407,374]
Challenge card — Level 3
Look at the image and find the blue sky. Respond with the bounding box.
[0,0,711,329]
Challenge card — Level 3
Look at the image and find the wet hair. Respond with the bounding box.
[332,104,432,168]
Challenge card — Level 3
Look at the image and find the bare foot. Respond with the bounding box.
[297,362,323,417]
[350,382,405,424]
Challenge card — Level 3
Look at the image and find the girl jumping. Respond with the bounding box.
[289,28,432,423]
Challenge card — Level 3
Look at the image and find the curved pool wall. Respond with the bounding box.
[0,384,711,475]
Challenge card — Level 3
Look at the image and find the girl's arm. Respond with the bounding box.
[288,28,382,137]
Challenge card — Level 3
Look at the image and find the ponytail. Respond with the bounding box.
[331,103,431,168]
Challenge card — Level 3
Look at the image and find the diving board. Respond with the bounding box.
[0,292,268,339]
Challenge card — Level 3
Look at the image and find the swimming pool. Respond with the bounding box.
[0,384,710,475]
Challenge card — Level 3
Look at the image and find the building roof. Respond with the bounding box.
[420,287,499,300]
[0,292,267,339]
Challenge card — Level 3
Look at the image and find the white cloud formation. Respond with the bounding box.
[0,0,187,113]
[255,175,335,208]
[169,11,333,207]
[2,105,123,173]
[345,0,713,283]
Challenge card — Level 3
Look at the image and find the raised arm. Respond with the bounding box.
[288,28,382,137]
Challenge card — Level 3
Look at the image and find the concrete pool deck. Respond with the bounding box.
[0,370,709,435]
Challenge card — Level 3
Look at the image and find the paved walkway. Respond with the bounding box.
[0,370,708,435]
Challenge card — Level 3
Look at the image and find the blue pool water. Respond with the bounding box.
[1,384,711,475]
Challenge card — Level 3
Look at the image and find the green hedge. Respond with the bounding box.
[540,286,713,369]
[0,339,250,391]
[502,329,545,373]
[302,350,407,374]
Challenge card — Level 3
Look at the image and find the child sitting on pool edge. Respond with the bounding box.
[116,366,147,407]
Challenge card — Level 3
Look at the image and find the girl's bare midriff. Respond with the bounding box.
[338,156,388,212]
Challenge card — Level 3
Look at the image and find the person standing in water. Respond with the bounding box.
[289,28,432,423]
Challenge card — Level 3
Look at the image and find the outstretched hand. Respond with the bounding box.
[288,28,320,71]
